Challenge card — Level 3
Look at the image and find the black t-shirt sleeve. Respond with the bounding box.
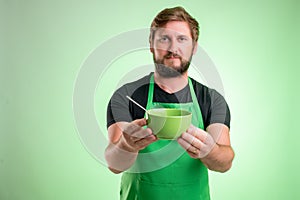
[106,74,151,128]
[207,89,231,128]
[106,86,133,128]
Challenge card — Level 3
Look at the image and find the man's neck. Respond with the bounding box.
[154,72,188,94]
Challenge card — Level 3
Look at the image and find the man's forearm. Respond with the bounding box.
[200,144,234,173]
[105,140,138,174]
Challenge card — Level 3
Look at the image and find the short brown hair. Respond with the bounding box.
[150,6,199,43]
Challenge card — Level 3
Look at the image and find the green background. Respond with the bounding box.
[1,0,299,199]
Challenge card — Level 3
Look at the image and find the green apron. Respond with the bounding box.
[120,75,210,200]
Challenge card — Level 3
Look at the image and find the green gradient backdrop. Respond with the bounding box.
[1,0,299,199]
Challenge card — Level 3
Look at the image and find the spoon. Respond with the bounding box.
[126,95,150,116]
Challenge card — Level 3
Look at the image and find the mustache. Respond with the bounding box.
[164,52,181,59]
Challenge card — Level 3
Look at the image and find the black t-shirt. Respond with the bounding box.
[107,73,230,130]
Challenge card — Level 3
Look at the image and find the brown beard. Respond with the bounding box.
[154,52,192,78]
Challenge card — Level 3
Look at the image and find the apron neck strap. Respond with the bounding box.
[146,75,155,110]
[147,74,198,106]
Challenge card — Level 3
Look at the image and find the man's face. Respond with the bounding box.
[151,21,197,77]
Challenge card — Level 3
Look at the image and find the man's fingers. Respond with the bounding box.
[135,135,157,148]
[123,119,147,135]
[187,126,208,143]
[177,137,193,151]
[181,132,203,150]
[120,119,156,152]
[123,123,140,135]
[123,119,151,139]
[123,123,153,142]
[177,137,199,158]
[124,129,156,150]
[131,128,152,139]
[132,118,147,126]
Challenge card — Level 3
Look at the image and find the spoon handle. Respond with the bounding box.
[126,96,148,114]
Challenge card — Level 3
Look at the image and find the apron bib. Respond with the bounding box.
[120,75,210,200]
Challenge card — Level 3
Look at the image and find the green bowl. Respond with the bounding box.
[147,108,192,140]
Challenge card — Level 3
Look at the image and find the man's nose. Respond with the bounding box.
[168,40,179,53]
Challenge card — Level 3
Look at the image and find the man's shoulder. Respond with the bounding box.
[189,76,225,100]
[189,76,209,93]
[124,73,152,88]
[114,73,152,95]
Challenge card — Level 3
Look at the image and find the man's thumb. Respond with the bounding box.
[132,118,147,126]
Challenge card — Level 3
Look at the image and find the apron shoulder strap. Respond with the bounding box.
[188,77,204,129]
[146,75,154,110]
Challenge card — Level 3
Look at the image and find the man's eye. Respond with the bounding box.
[159,37,169,42]
[178,37,187,42]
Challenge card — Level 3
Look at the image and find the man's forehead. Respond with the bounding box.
[155,27,192,37]
[155,21,192,37]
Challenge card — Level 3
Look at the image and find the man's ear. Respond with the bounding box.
[149,39,154,53]
[150,47,154,53]
[193,42,198,55]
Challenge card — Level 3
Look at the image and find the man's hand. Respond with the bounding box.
[119,118,157,153]
[177,123,234,172]
[177,125,216,158]
[105,118,157,173]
